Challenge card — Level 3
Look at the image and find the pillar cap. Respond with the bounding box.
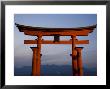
[30,47,38,50]
[75,47,84,48]
[75,47,84,50]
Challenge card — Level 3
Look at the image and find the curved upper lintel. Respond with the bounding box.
[15,23,96,36]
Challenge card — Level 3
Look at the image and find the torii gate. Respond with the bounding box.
[15,23,96,76]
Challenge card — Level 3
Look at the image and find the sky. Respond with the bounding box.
[14,14,97,70]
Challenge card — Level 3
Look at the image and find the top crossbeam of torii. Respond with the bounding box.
[15,23,96,36]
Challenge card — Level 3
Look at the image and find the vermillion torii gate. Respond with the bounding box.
[15,23,96,76]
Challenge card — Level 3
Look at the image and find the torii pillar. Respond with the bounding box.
[76,47,83,76]
[31,47,39,76]
[71,35,78,76]
[31,35,42,76]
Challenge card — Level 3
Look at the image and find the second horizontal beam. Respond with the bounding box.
[24,40,89,44]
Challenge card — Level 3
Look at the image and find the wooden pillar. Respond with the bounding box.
[30,35,42,76]
[76,47,83,76]
[71,35,78,76]
[30,47,39,76]
[36,35,42,76]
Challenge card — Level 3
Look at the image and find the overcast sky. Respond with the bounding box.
[14,14,97,69]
